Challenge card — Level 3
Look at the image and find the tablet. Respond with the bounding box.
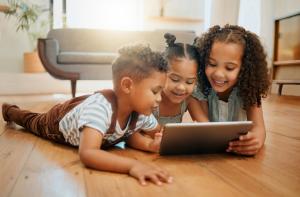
[159,121,253,155]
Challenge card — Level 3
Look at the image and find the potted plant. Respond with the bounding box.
[0,0,49,73]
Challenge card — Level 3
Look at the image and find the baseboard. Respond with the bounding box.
[1,72,299,96]
[0,72,113,95]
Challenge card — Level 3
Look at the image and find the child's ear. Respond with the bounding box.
[120,77,134,94]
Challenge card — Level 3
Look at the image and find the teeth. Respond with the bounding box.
[214,80,225,84]
[172,92,184,96]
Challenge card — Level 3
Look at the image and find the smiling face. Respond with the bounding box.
[129,71,167,115]
[205,41,243,98]
[163,58,198,104]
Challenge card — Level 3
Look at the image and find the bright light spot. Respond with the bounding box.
[67,0,143,31]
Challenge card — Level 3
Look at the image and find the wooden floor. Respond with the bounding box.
[0,94,299,197]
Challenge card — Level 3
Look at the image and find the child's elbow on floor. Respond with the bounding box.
[78,149,93,167]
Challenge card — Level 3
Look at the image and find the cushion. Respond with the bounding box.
[58,52,117,64]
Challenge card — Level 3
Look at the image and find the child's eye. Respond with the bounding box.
[152,90,159,94]
[208,62,216,67]
[226,66,235,71]
[152,88,161,95]
[186,79,196,85]
[170,76,180,82]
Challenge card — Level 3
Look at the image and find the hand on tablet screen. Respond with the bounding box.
[149,131,163,153]
[227,130,264,155]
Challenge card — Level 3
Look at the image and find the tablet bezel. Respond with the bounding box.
[159,121,253,155]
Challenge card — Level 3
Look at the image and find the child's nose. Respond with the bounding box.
[213,68,225,78]
[156,93,162,103]
[176,83,186,91]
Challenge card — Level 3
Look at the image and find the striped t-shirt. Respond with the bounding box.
[59,93,158,146]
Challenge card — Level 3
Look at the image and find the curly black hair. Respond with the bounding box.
[112,44,168,86]
[164,33,199,63]
[194,24,270,109]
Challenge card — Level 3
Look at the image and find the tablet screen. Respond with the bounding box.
[159,121,253,155]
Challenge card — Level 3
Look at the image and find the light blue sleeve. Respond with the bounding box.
[136,113,158,131]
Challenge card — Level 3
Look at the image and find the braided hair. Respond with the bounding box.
[164,33,199,63]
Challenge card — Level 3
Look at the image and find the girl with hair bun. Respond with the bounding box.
[152,33,207,125]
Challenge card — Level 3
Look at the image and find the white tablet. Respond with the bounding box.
[159,121,253,155]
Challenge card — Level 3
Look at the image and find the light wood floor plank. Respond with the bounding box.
[83,148,242,197]
[263,95,300,139]
[0,129,38,197]
[9,139,85,197]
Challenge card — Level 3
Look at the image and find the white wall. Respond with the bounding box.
[238,0,261,35]
[0,0,49,73]
[131,0,205,34]
[144,0,204,20]
[274,0,300,19]
[209,0,240,27]
[238,0,274,68]
[260,0,274,67]
[67,0,144,30]
[0,0,30,72]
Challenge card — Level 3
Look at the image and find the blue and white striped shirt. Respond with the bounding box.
[59,93,158,146]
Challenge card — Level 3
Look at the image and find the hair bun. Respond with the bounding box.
[164,33,176,47]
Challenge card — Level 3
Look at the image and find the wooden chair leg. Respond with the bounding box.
[71,80,77,98]
[278,84,283,96]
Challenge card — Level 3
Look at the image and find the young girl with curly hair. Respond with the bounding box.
[190,24,270,155]
[152,33,207,125]
[2,44,173,186]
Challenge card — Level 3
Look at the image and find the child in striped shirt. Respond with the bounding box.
[2,44,173,186]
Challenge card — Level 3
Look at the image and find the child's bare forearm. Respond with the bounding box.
[248,105,266,141]
[187,97,209,122]
[126,131,158,152]
[79,126,140,173]
[79,148,139,173]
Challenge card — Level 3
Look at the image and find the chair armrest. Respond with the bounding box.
[45,38,59,65]
[38,38,79,80]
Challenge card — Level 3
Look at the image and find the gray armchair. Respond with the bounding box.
[38,28,196,97]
